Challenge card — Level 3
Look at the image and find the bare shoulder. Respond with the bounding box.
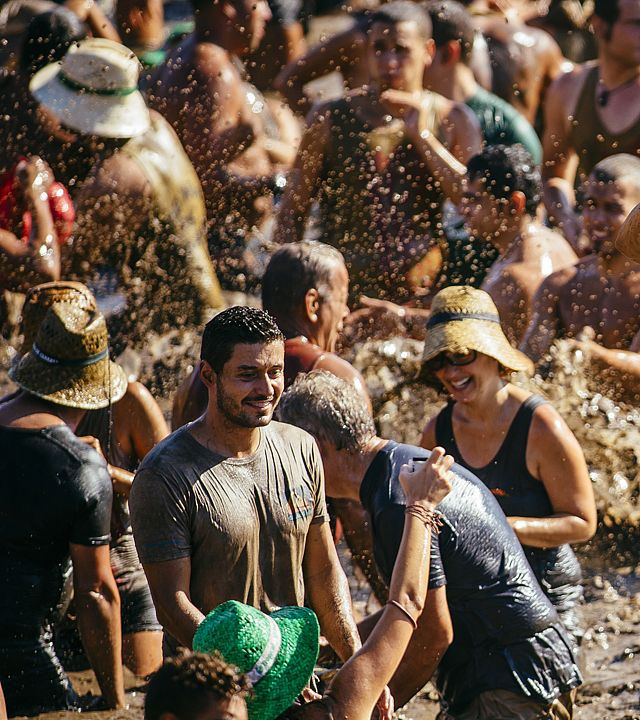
[548,60,595,106]
[315,352,364,386]
[435,93,476,127]
[192,40,235,77]
[525,225,577,263]
[91,150,150,197]
[115,381,159,416]
[528,400,570,447]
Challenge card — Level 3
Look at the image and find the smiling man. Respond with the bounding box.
[129,306,360,663]
[522,154,640,378]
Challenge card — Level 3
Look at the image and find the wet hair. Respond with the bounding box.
[369,1,433,40]
[201,306,284,373]
[261,242,345,324]
[145,651,249,720]
[590,154,640,197]
[593,0,619,27]
[467,144,542,216]
[425,0,474,65]
[20,8,86,75]
[278,371,376,453]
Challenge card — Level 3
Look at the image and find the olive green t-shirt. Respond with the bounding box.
[130,421,328,642]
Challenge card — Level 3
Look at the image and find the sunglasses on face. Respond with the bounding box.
[428,350,478,371]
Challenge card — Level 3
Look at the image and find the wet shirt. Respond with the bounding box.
[0,424,112,637]
[435,395,583,613]
[130,422,328,646]
[359,440,581,712]
[317,94,445,304]
[466,87,542,164]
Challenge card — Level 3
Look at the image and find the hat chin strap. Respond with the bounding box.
[246,615,282,687]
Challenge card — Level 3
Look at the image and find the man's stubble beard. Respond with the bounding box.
[216,381,277,428]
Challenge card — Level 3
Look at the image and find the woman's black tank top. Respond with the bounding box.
[435,395,583,611]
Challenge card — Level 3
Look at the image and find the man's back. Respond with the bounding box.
[359,440,581,712]
[480,224,577,345]
[0,424,111,629]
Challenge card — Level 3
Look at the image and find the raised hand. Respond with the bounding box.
[399,447,453,509]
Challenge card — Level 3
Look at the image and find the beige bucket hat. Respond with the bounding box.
[616,201,640,264]
[10,303,127,409]
[29,37,150,139]
[419,286,534,384]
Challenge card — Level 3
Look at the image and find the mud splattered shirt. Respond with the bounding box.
[130,421,328,647]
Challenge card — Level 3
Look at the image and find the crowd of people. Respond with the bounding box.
[1,0,640,718]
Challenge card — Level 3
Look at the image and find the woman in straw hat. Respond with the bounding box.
[0,303,126,714]
[419,285,596,649]
[191,448,453,720]
[16,280,168,678]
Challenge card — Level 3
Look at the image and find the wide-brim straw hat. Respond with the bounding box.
[616,200,640,264]
[419,286,534,384]
[20,281,97,353]
[193,601,320,720]
[10,302,127,409]
[30,37,150,139]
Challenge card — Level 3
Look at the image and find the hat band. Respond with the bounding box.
[32,343,109,368]
[58,71,138,97]
[246,615,282,687]
[427,311,500,329]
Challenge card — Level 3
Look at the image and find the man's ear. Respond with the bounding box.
[305,287,321,324]
[200,359,216,388]
[425,37,436,63]
[510,190,526,214]
[443,39,461,65]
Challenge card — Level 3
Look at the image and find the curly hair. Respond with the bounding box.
[145,651,250,720]
[467,144,541,216]
[201,306,284,373]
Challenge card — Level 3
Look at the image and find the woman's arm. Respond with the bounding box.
[326,449,453,719]
[420,415,438,451]
[510,403,597,548]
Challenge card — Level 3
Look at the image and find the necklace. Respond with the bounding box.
[597,71,640,107]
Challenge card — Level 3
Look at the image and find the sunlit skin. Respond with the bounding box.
[421,350,597,550]
[461,176,576,346]
[542,0,640,250]
[193,341,285,457]
[522,177,640,361]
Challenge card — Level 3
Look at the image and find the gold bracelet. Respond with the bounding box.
[386,600,418,629]
[404,504,443,534]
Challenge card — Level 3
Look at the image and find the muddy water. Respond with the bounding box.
[5,334,640,719]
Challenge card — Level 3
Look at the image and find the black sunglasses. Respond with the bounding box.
[427,350,478,371]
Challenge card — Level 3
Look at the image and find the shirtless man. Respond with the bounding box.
[274,1,482,304]
[522,155,640,401]
[462,145,576,345]
[29,38,223,350]
[147,0,293,284]
[542,0,640,251]
[468,0,567,126]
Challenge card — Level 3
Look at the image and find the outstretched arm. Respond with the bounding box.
[326,450,453,717]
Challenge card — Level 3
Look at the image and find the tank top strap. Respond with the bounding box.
[493,394,548,471]
[434,401,460,457]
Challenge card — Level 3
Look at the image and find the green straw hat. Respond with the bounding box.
[193,601,320,720]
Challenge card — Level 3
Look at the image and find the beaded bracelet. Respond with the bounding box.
[404,504,443,534]
[386,600,418,629]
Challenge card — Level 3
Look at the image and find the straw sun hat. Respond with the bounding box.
[419,286,534,384]
[193,601,320,720]
[10,302,127,410]
[20,281,97,352]
[616,200,640,264]
[29,37,150,139]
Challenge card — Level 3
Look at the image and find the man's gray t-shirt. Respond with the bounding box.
[130,421,328,623]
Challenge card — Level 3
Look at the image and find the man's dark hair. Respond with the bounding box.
[593,0,619,27]
[20,8,86,75]
[467,144,542,216]
[591,153,640,196]
[201,306,284,373]
[369,1,433,40]
[145,651,249,720]
[261,241,345,325]
[425,0,474,64]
